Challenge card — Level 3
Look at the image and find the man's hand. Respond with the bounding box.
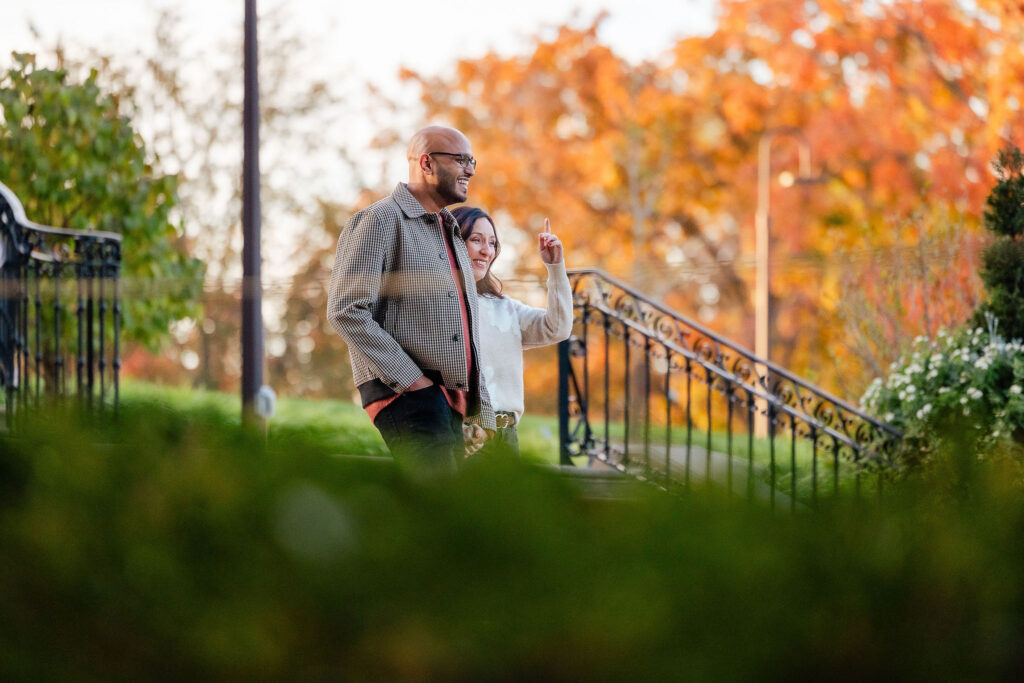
[406,375,434,392]
[463,423,488,456]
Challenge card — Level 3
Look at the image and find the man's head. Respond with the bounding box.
[406,126,476,211]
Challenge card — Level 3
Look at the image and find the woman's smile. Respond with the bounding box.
[465,217,497,281]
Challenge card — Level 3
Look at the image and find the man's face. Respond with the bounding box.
[428,135,475,206]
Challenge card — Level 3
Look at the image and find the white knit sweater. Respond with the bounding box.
[476,262,573,424]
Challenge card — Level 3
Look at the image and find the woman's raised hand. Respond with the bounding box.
[538,217,563,265]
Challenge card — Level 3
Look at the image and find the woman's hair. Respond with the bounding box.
[451,205,504,298]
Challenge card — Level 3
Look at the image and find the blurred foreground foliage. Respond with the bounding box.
[3,404,1024,680]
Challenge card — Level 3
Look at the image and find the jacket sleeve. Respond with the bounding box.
[326,207,423,391]
[517,261,575,350]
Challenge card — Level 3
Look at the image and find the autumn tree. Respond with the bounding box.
[396,1,1024,399]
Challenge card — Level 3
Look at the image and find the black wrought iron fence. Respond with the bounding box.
[0,181,122,425]
[557,268,902,509]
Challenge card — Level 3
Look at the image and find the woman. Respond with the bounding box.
[451,206,574,456]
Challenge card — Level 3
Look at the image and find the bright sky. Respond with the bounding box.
[4,0,718,90]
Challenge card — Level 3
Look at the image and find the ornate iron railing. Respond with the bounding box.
[0,181,122,425]
[557,268,902,509]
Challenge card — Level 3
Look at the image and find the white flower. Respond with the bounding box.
[927,370,939,380]
[915,404,932,420]
[888,374,908,389]
[939,387,951,394]
[885,412,895,422]
[961,396,969,405]
[1011,385,1022,395]
[964,407,972,416]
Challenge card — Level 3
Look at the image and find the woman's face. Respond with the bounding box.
[465,217,497,282]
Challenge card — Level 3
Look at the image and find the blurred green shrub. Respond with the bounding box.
[3,405,1024,680]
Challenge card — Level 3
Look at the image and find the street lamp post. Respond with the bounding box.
[754,127,813,435]
[755,127,811,366]
[241,0,263,424]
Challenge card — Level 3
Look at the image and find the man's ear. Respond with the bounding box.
[418,153,434,176]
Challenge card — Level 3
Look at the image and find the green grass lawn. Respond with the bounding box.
[121,379,565,463]
[121,380,389,457]
[120,380,880,507]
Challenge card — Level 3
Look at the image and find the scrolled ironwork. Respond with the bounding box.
[692,335,720,365]
[558,267,902,509]
[0,181,122,424]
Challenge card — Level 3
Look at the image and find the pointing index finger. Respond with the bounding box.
[542,217,551,234]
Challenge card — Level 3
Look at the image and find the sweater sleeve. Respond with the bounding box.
[517,261,574,350]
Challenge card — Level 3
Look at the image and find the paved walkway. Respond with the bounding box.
[584,442,803,509]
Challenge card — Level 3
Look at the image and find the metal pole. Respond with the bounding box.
[754,133,773,369]
[241,0,263,423]
[557,338,572,466]
[754,127,810,437]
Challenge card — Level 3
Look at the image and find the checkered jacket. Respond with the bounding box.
[327,183,495,430]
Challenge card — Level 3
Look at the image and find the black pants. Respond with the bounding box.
[373,385,463,476]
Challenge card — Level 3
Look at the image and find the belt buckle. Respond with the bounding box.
[495,412,515,428]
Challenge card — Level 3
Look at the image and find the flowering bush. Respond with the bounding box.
[861,324,1024,470]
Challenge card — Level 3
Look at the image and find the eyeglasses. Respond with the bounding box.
[427,152,477,169]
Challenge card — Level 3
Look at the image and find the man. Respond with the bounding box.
[327,125,495,473]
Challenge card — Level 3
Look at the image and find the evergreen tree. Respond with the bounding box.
[973,146,1024,340]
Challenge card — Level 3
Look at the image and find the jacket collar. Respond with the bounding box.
[393,182,458,232]
[393,183,427,218]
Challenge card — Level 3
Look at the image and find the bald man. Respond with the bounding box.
[327,125,495,474]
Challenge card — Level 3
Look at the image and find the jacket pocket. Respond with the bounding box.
[382,298,398,335]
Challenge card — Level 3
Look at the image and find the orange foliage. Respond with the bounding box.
[389,1,1024,402]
